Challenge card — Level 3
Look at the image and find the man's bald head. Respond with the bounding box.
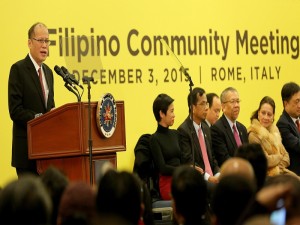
[220,157,255,181]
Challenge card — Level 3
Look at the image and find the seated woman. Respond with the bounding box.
[248,96,297,177]
[150,93,181,200]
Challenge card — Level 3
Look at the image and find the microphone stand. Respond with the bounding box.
[160,39,196,168]
[82,75,94,185]
[181,67,195,168]
[64,83,81,102]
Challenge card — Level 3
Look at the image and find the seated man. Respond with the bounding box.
[276,82,300,175]
[211,87,248,166]
[205,93,221,127]
[178,87,220,184]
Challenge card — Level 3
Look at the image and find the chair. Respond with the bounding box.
[133,134,173,224]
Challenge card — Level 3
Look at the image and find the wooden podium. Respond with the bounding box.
[27,101,126,184]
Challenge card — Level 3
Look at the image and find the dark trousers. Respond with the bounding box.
[16,163,39,178]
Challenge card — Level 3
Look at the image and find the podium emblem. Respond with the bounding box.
[96,93,117,138]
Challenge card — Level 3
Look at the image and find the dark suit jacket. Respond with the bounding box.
[177,116,219,175]
[210,114,248,166]
[276,110,300,175]
[8,54,55,169]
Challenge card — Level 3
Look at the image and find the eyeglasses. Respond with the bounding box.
[223,99,241,105]
[32,38,51,46]
[196,101,209,108]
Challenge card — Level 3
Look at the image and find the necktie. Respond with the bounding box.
[38,67,46,103]
[198,128,213,176]
[233,124,242,147]
[296,119,300,132]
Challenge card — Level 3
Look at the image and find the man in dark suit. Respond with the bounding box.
[211,87,248,166]
[276,82,300,175]
[178,87,219,184]
[204,93,221,127]
[8,22,55,177]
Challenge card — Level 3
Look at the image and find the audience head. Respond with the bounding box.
[41,166,69,225]
[57,181,96,225]
[0,174,52,225]
[281,82,300,118]
[235,143,268,191]
[96,170,142,225]
[242,214,272,225]
[220,87,240,122]
[95,161,115,184]
[171,165,208,225]
[139,180,154,225]
[219,157,255,182]
[250,96,275,129]
[211,174,256,225]
[206,93,221,126]
[264,174,300,224]
[152,93,175,127]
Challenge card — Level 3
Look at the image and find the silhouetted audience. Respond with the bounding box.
[210,157,257,225]
[211,174,256,225]
[171,165,210,225]
[219,157,255,182]
[0,174,52,225]
[235,143,268,191]
[242,215,271,225]
[57,181,96,225]
[236,174,299,225]
[265,174,300,224]
[41,166,69,225]
[96,170,144,225]
[139,180,155,225]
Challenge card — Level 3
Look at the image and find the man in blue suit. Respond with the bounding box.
[8,22,55,177]
[277,82,300,175]
[211,87,248,166]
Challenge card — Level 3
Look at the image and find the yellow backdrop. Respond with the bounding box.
[1,0,300,186]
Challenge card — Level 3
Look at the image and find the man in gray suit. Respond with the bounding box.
[8,22,55,177]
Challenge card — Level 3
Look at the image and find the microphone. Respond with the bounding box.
[180,66,190,78]
[180,66,194,86]
[54,65,74,87]
[61,66,83,88]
